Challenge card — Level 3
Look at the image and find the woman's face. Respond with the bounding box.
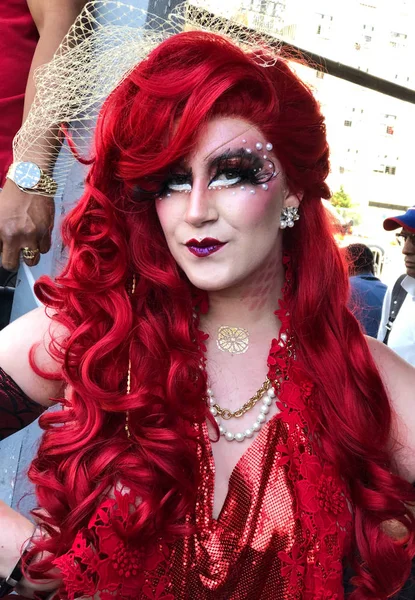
[155,116,296,292]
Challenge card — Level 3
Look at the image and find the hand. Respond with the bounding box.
[0,180,55,271]
[0,500,60,598]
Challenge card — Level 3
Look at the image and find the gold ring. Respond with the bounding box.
[21,247,40,261]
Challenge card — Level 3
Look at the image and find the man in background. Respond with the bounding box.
[377,206,415,366]
[0,0,87,274]
[346,243,387,337]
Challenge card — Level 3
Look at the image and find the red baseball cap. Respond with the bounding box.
[383,206,415,232]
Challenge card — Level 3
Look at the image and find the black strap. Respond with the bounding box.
[383,274,408,345]
[0,548,29,598]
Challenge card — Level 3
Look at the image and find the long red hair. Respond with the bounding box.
[28,31,415,597]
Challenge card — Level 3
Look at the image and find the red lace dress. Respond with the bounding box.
[54,302,353,599]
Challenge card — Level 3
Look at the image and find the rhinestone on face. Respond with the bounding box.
[250,189,256,195]
[246,148,252,154]
[266,142,273,151]
[242,138,247,143]
[262,183,269,191]
[255,142,263,150]
[240,186,246,191]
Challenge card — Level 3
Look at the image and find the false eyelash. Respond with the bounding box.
[212,150,275,186]
[132,171,175,202]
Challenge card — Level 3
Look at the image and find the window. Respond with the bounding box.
[386,126,394,135]
[339,166,345,173]
[344,120,352,127]
[317,25,322,34]
[364,35,372,42]
[316,70,325,79]
[385,166,396,175]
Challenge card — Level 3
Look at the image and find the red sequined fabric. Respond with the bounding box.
[54,299,352,599]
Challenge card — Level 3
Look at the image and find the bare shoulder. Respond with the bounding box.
[0,306,67,407]
[366,336,415,482]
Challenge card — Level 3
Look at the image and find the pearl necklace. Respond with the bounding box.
[207,385,277,442]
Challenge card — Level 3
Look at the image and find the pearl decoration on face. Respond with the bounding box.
[166,193,171,197]
[266,142,273,151]
[255,142,263,150]
[240,186,246,191]
[207,385,276,443]
[250,189,256,195]
[246,148,252,154]
[242,139,247,143]
[262,183,269,190]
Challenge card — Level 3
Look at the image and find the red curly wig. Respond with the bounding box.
[27,30,415,598]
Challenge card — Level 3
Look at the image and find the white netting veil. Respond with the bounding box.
[13,0,282,192]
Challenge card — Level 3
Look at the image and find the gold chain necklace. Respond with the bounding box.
[211,377,277,420]
[205,335,293,443]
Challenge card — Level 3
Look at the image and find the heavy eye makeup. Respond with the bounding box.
[162,149,276,195]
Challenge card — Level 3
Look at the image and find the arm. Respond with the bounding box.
[366,336,415,482]
[0,0,87,272]
[0,306,65,438]
[377,285,391,342]
[24,0,88,120]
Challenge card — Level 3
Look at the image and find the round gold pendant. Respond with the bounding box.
[216,326,249,354]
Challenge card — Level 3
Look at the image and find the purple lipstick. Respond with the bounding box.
[186,238,226,257]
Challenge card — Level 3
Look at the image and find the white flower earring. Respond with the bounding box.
[280,206,300,229]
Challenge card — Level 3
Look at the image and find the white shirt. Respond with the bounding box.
[377,275,415,366]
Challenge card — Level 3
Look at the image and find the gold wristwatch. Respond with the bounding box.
[6,161,58,197]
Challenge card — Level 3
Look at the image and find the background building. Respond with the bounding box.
[234,0,415,227]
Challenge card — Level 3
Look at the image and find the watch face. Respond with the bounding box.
[14,162,41,189]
